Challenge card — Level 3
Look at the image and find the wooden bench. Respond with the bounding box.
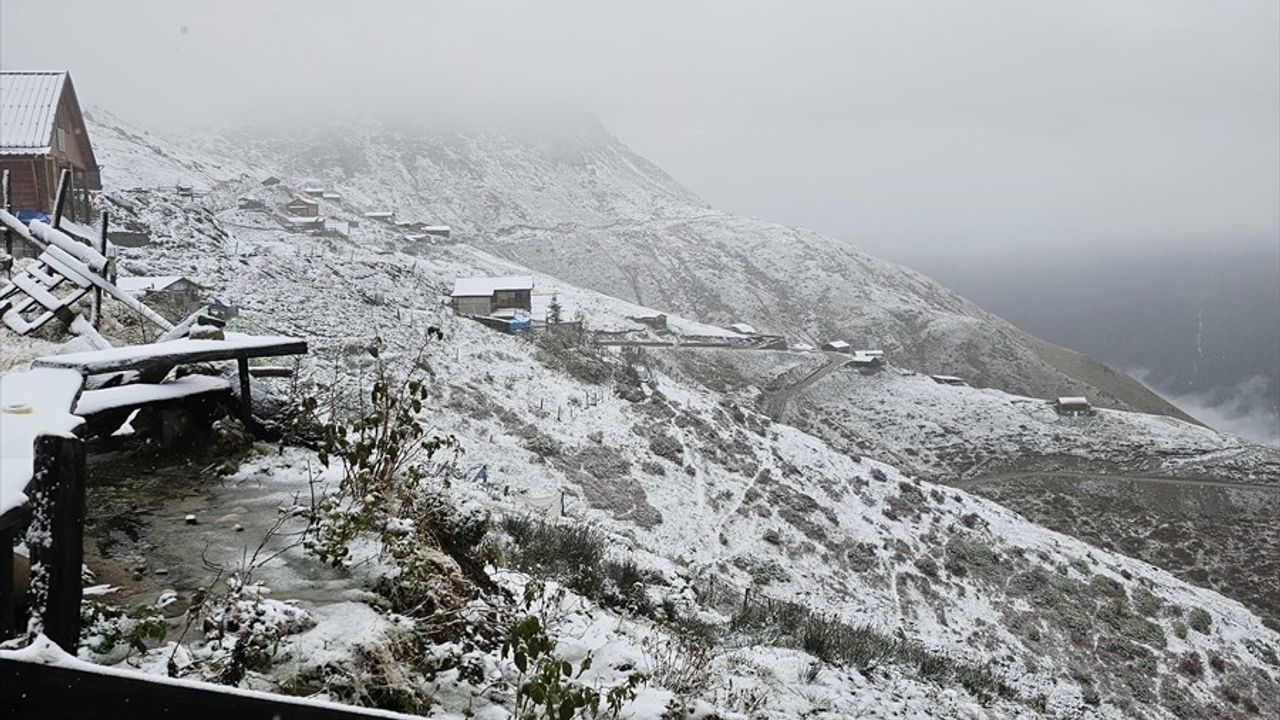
[34,333,307,429]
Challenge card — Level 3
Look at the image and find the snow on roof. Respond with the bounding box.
[287,216,324,224]
[931,375,965,382]
[729,323,757,335]
[1,368,84,516]
[287,197,319,206]
[451,275,534,297]
[823,340,850,349]
[1057,396,1090,405]
[115,275,189,294]
[322,192,341,199]
[364,211,394,218]
[0,71,67,154]
[421,225,451,232]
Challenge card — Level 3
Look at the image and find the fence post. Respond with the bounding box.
[26,434,86,651]
[51,169,71,228]
[0,525,15,639]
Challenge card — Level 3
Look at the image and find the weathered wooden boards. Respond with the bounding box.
[0,210,173,335]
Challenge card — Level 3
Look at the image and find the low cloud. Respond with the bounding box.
[1130,369,1280,447]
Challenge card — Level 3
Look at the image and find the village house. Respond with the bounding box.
[286,216,325,232]
[821,340,851,353]
[421,225,451,240]
[284,197,319,217]
[931,374,968,387]
[364,210,395,222]
[1055,396,1092,416]
[322,191,342,202]
[0,71,100,223]
[236,195,265,210]
[729,322,757,336]
[116,275,206,322]
[260,176,281,187]
[450,276,534,316]
[302,187,325,197]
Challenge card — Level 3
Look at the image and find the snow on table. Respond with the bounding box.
[33,333,307,375]
[74,375,231,416]
[0,368,84,518]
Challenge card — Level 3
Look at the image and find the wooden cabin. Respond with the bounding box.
[450,276,534,316]
[0,71,100,223]
[421,225,451,239]
[821,340,851,353]
[1055,396,1092,415]
[284,197,319,217]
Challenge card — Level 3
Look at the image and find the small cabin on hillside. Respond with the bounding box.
[821,340,851,353]
[850,350,884,367]
[364,210,395,223]
[0,70,101,223]
[729,322,757,336]
[302,187,325,197]
[284,197,319,217]
[116,275,206,321]
[237,195,265,210]
[931,374,968,387]
[421,225,451,240]
[1054,396,1092,415]
[322,191,342,202]
[260,176,281,187]
[451,276,534,316]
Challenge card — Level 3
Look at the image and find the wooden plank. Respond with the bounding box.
[0,656,421,720]
[39,243,172,331]
[237,357,253,427]
[25,435,86,652]
[12,273,68,312]
[34,337,308,376]
[37,251,93,289]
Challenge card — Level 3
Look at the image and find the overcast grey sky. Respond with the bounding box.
[3,0,1277,256]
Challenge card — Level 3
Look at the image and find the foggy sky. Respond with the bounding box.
[3,0,1277,257]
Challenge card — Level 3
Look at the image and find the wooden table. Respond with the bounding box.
[33,333,308,427]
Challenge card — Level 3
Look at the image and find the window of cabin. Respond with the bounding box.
[56,127,67,151]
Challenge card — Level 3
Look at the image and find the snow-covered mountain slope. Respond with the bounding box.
[41,160,1276,716]
[83,111,1192,421]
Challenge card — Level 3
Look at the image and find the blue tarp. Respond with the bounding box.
[14,210,51,225]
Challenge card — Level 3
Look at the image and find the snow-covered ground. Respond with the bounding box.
[2,111,1277,718]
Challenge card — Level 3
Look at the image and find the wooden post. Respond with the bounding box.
[26,434,87,651]
[2,168,10,257]
[51,169,71,228]
[0,526,15,639]
[237,356,253,429]
[91,211,108,328]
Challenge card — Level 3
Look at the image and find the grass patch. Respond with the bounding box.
[727,598,1017,704]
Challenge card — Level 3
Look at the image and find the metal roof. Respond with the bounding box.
[451,275,534,297]
[0,71,68,154]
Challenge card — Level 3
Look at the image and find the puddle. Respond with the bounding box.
[82,442,373,639]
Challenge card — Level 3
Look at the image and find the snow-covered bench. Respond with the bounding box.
[33,333,307,430]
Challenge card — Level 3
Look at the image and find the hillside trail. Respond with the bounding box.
[760,352,850,420]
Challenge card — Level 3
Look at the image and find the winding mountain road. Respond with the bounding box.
[954,470,1280,494]
[760,353,851,420]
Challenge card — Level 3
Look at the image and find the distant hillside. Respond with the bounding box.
[111,113,1205,419]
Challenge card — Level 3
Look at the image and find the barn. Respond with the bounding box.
[0,71,100,223]
[450,276,534,316]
